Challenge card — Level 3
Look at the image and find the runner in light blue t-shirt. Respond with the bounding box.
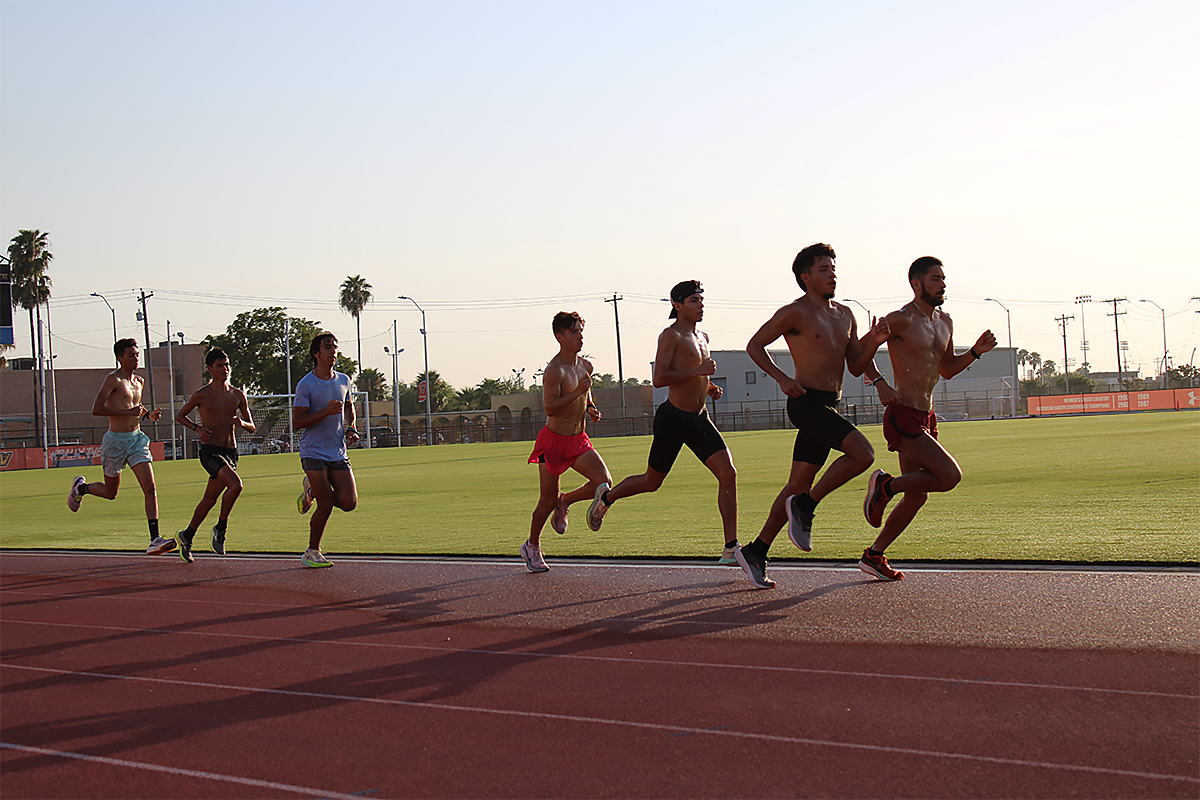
[292,333,360,568]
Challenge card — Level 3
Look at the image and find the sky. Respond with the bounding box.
[3,0,1198,393]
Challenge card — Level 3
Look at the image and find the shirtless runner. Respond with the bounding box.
[586,280,738,563]
[858,256,996,580]
[522,312,612,572]
[173,347,256,562]
[67,338,175,555]
[736,243,895,588]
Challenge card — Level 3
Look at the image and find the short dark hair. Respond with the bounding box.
[908,256,943,284]
[205,348,228,368]
[309,332,338,362]
[792,243,836,291]
[552,311,584,335]
[114,338,138,359]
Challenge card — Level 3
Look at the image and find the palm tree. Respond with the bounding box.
[1028,352,1042,381]
[7,230,53,444]
[337,275,373,390]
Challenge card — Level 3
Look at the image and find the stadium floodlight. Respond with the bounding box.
[91,293,117,343]
[385,322,405,444]
[398,296,433,446]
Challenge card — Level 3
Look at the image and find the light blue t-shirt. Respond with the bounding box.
[294,370,352,461]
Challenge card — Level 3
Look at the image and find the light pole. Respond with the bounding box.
[398,296,432,446]
[983,299,1015,407]
[384,322,404,446]
[91,292,117,343]
[844,298,873,324]
[1075,295,1091,373]
[1138,299,1167,385]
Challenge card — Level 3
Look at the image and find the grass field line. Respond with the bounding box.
[3,619,1194,700]
[2,413,1197,561]
[3,664,1197,784]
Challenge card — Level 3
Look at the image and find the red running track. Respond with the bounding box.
[1,552,1197,798]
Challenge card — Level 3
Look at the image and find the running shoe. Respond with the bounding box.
[520,540,550,573]
[734,545,776,589]
[146,536,177,556]
[301,548,333,568]
[719,545,739,566]
[863,469,893,528]
[297,476,313,514]
[858,548,904,581]
[67,475,85,512]
[551,492,568,534]
[587,482,610,532]
[178,530,195,563]
[211,525,226,556]
[785,493,815,552]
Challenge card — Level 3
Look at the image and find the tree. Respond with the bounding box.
[593,373,618,388]
[1039,360,1057,382]
[8,230,53,444]
[204,307,328,395]
[8,230,52,359]
[358,367,389,401]
[1166,365,1199,388]
[338,275,373,391]
[1017,349,1031,377]
[409,370,453,413]
[1027,352,1042,381]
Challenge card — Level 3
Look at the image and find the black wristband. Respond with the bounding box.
[969,348,981,360]
[872,376,885,385]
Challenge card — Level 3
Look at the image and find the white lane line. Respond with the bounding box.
[0,741,369,799]
[2,664,1196,785]
[2,617,1193,700]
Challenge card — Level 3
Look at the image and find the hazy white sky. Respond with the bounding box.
[3,0,1197,391]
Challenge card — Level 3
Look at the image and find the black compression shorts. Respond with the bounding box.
[199,444,239,480]
[647,400,728,474]
[786,389,856,467]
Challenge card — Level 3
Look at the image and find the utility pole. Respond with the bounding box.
[1055,314,1074,394]
[137,289,158,437]
[1075,295,1091,372]
[1104,298,1127,387]
[605,294,626,435]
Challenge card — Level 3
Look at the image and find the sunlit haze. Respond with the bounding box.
[3,0,1197,390]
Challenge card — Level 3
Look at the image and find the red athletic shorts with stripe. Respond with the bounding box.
[883,404,938,453]
[528,426,594,476]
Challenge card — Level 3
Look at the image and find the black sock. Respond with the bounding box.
[725,539,738,550]
[601,490,613,505]
[868,547,884,558]
[148,519,159,539]
[800,492,818,509]
[215,519,227,533]
[748,538,770,558]
[883,478,896,499]
[79,483,90,496]
[183,526,196,536]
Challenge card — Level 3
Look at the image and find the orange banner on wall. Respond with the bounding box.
[0,441,165,471]
[1028,388,1198,416]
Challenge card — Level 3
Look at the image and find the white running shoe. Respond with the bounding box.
[301,548,332,568]
[587,482,611,531]
[520,541,549,573]
[67,476,85,512]
[146,536,177,556]
[719,545,739,566]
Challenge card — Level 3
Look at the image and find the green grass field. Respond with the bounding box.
[1,412,1197,563]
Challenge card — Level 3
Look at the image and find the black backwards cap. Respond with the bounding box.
[668,280,703,318]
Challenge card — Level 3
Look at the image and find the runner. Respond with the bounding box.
[173,348,256,562]
[736,244,894,588]
[293,333,358,568]
[586,280,739,565]
[66,338,175,555]
[522,312,612,572]
[859,256,996,580]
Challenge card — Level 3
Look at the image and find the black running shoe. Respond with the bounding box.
[734,545,776,589]
[211,525,226,556]
[178,530,195,563]
[786,493,815,552]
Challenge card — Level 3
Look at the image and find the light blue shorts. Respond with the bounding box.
[101,429,153,477]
